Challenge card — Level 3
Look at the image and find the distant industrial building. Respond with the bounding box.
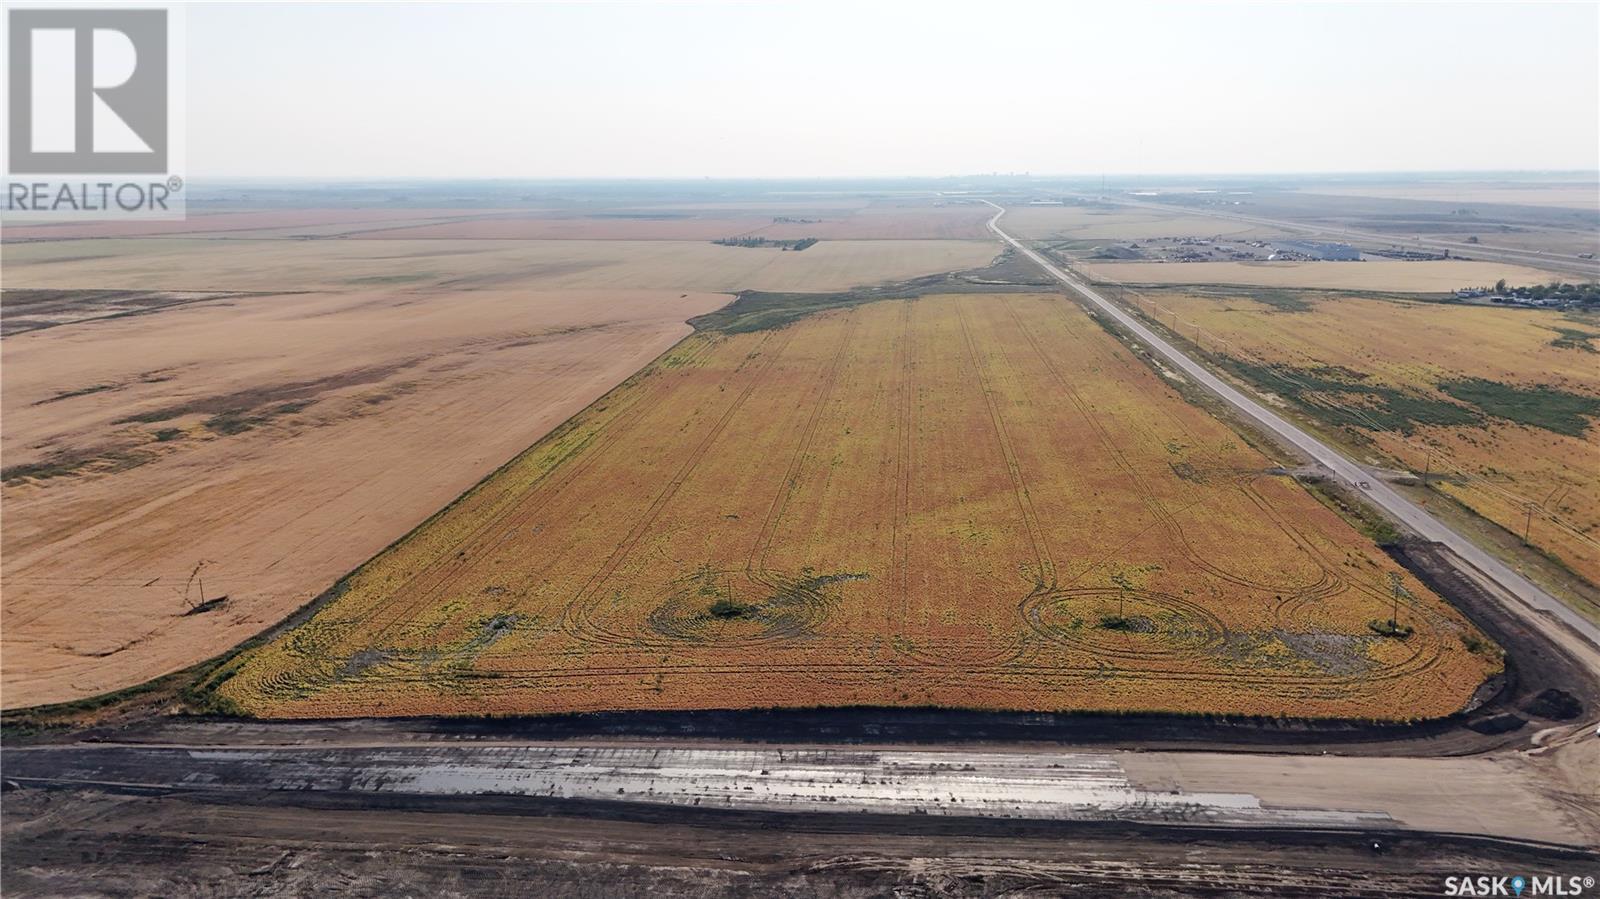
[1268,240,1362,261]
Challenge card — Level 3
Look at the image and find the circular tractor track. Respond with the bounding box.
[634,569,836,648]
[1021,587,1229,663]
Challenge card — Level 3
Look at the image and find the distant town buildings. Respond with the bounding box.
[1267,240,1362,261]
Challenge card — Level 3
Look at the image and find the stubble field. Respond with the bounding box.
[1,285,727,706]
[1,197,994,242]
[2,238,998,294]
[1292,182,1600,212]
[215,292,1498,721]
[998,205,1283,242]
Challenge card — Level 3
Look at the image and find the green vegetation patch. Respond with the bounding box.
[203,401,315,436]
[1098,614,1155,633]
[203,411,258,435]
[34,383,118,405]
[691,290,895,334]
[345,272,438,285]
[0,458,95,483]
[1217,357,1482,434]
[0,448,156,484]
[1546,326,1599,353]
[1437,378,1600,438]
[1233,288,1315,313]
[708,597,756,619]
[1368,619,1414,640]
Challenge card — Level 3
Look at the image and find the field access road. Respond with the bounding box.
[4,739,1595,847]
[983,201,1600,654]
[1086,193,1600,278]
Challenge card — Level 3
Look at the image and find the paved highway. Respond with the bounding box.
[983,201,1600,652]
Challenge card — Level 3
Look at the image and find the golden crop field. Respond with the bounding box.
[1127,289,1600,593]
[217,292,1498,721]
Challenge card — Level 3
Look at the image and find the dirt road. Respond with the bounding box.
[4,735,1595,847]
[6,786,1589,898]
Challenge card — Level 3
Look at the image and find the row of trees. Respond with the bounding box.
[1466,279,1600,304]
[712,236,819,251]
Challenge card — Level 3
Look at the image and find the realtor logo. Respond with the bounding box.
[7,8,169,174]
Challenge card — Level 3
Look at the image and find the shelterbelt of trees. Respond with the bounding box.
[1462,279,1600,305]
[713,236,820,251]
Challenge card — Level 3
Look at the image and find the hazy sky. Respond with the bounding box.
[190,1,1600,178]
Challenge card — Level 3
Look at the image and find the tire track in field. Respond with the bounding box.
[262,296,1451,712]
[266,338,723,693]
[954,297,1055,590]
[332,635,1447,698]
[1020,294,1324,595]
[747,310,860,579]
[1004,294,1446,693]
[600,309,863,651]
[893,300,916,625]
[580,310,863,652]
[864,297,1034,671]
[352,339,720,647]
[1025,291,1435,684]
[559,328,797,643]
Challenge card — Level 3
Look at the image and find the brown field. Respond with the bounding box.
[2,238,998,294]
[1123,289,1600,594]
[1079,259,1561,293]
[355,215,783,241]
[216,292,1497,721]
[0,208,524,241]
[2,198,992,242]
[1,217,1003,709]
[1295,183,1600,212]
[0,283,727,708]
[999,206,1283,241]
[1435,226,1600,260]
[361,200,994,241]
[749,200,994,240]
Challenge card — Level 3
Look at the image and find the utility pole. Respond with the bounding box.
[1523,502,1537,545]
[1387,572,1404,628]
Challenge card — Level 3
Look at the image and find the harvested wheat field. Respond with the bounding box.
[216,292,1498,721]
[358,199,995,241]
[1296,182,1600,212]
[0,284,727,708]
[1078,260,1559,293]
[0,208,527,241]
[999,206,1282,241]
[2,238,998,294]
[1126,288,1600,592]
